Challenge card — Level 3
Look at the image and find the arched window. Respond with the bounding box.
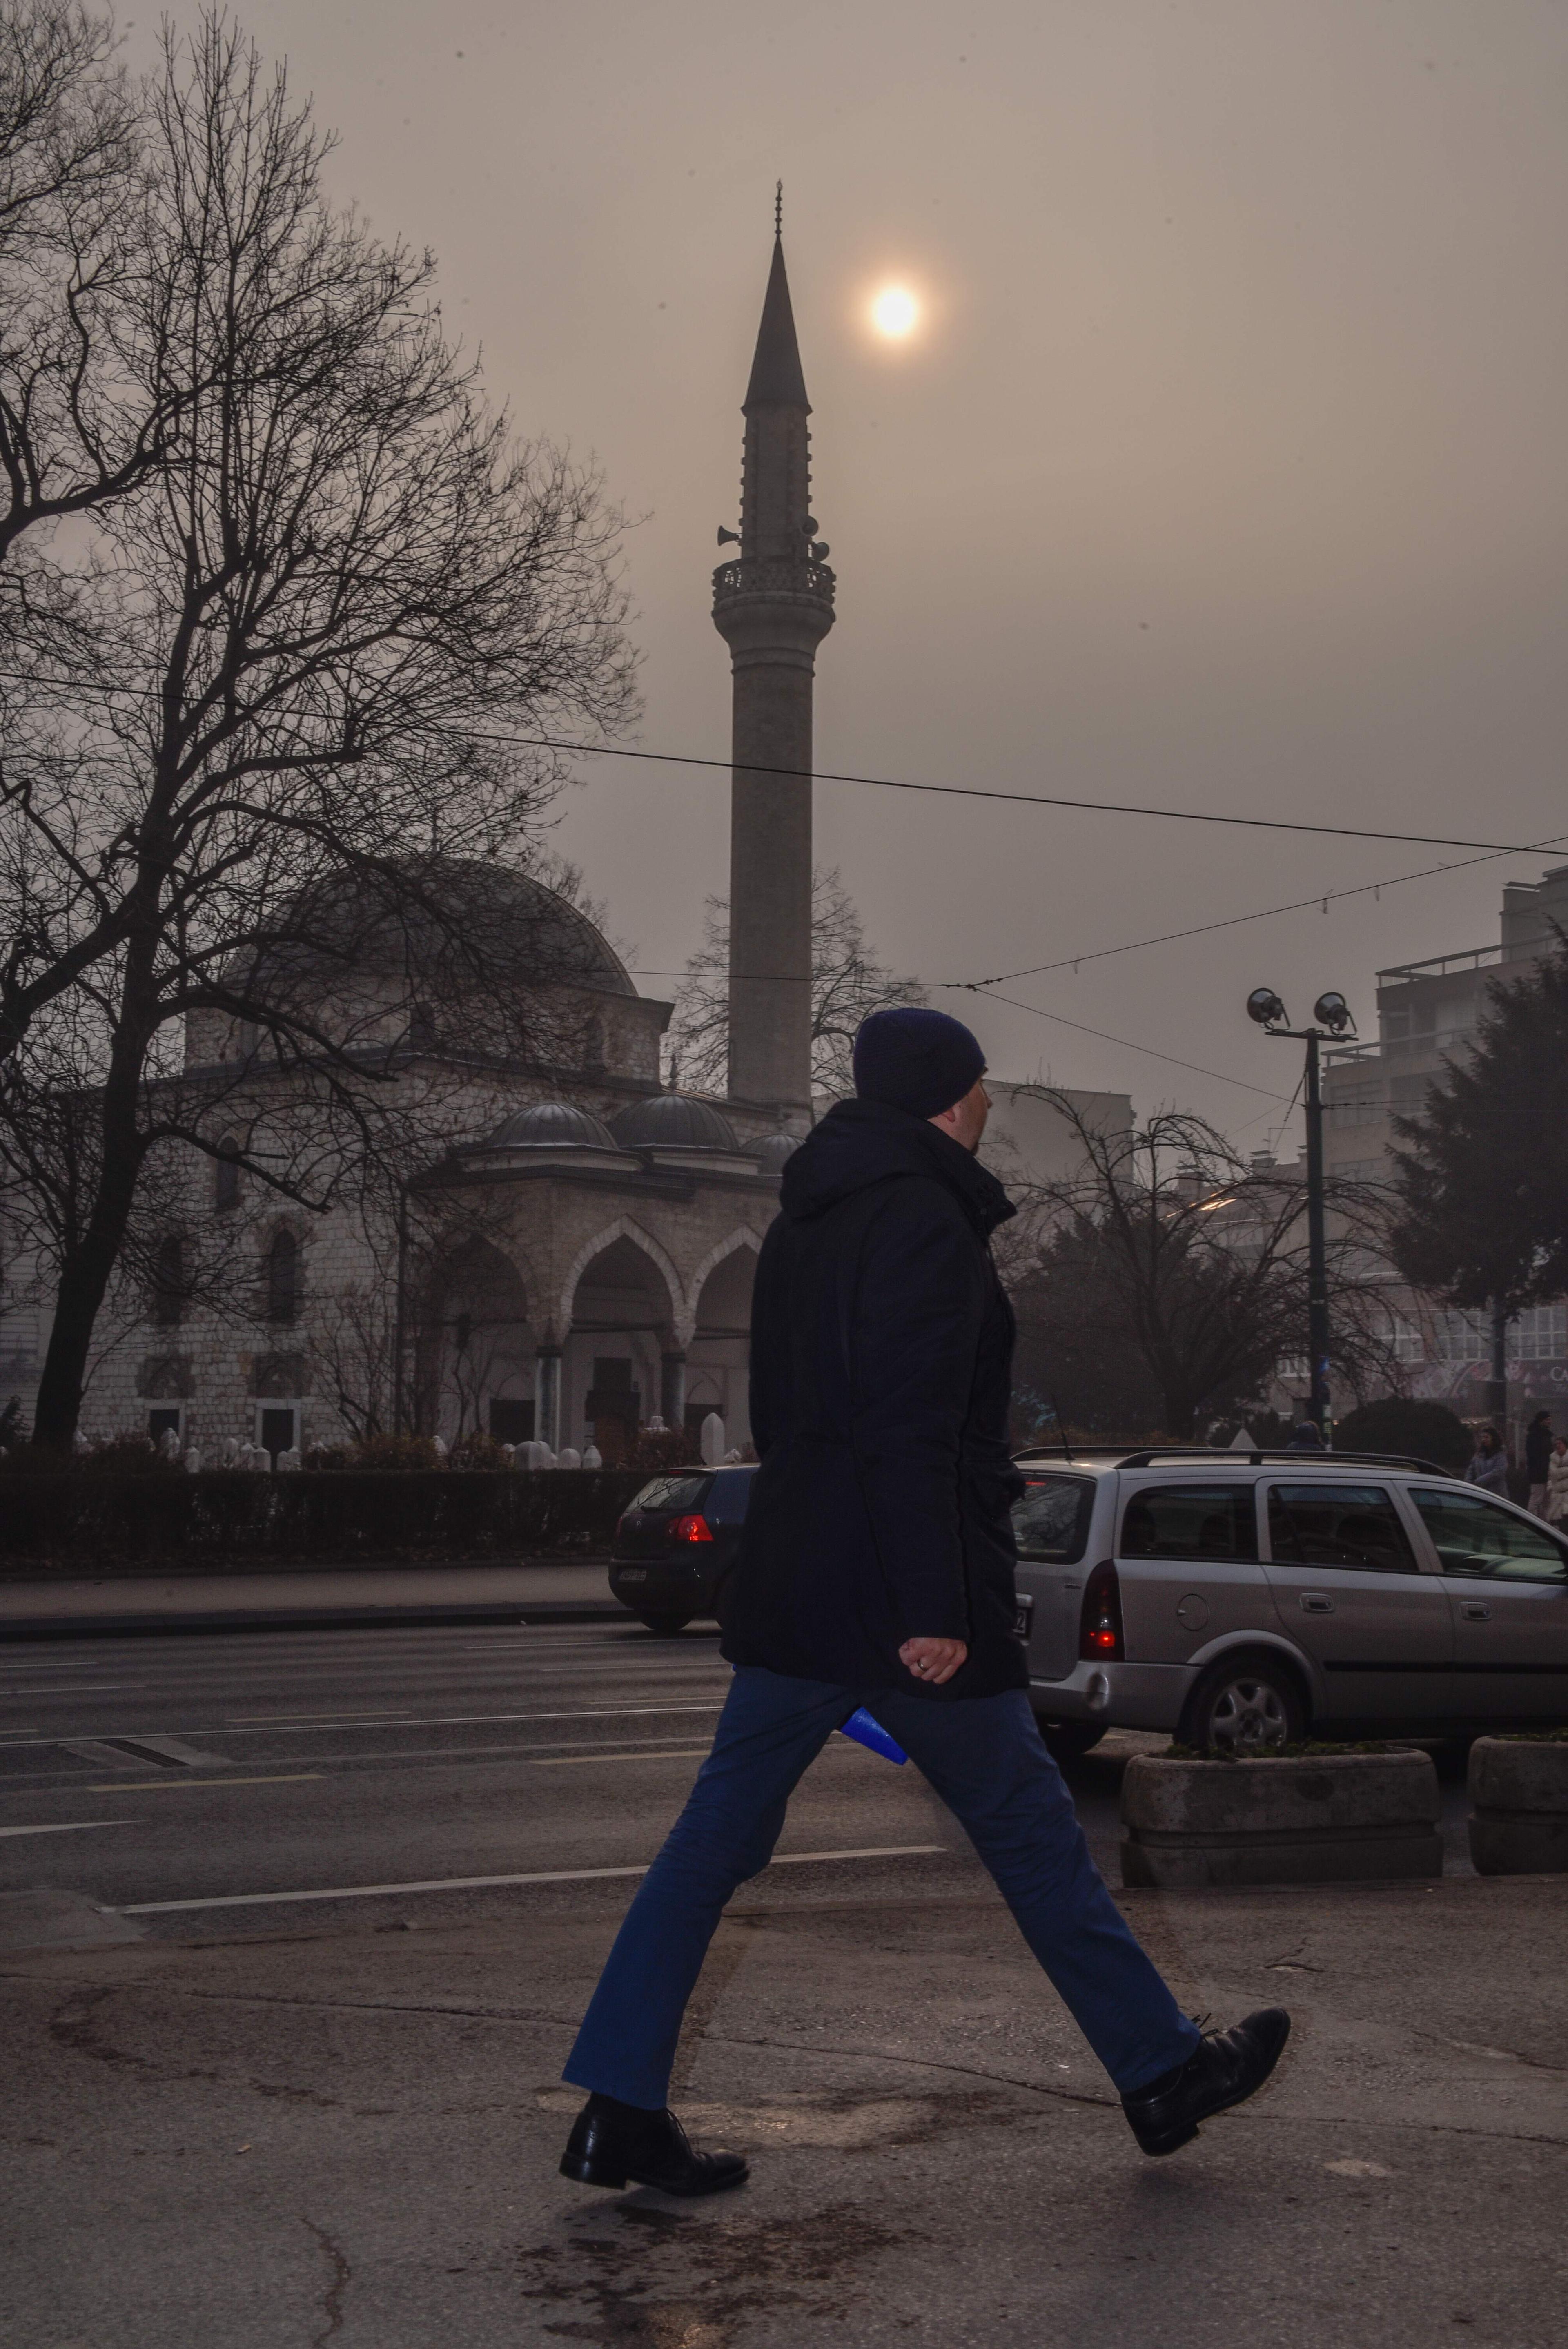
[265,1230,298,1326]
[214,1136,241,1212]
[151,1235,185,1327]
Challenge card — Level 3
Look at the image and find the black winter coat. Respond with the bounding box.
[721,1096,1028,1700]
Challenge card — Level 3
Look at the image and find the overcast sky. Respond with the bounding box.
[141,2,1568,1144]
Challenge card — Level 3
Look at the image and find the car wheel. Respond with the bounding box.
[1036,1719,1107,1761]
[1178,1652,1305,1755]
[637,1609,695,1635]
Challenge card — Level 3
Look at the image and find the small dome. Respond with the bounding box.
[487,1101,619,1151]
[610,1093,741,1152]
[755,1132,800,1174]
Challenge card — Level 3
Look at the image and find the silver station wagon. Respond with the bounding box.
[1010,1446,1568,1755]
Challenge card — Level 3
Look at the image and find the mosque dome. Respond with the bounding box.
[243,858,635,999]
[486,1102,620,1152]
[610,1094,742,1153]
[754,1132,800,1175]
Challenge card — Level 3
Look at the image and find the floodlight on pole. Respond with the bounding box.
[1244,983,1357,1438]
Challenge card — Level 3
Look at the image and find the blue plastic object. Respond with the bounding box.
[837,1706,908,1765]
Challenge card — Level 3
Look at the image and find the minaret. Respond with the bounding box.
[712,203,835,1116]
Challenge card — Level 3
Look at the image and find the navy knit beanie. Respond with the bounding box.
[852,1007,987,1119]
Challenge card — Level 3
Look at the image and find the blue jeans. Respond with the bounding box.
[564,1667,1199,2104]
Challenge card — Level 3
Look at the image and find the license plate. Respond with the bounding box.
[618,1568,647,1583]
[1013,1594,1034,1640]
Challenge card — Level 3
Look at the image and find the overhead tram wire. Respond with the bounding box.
[471,730,1560,857]
[946,827,1568,990]
[628,813,1568,999]
[4,676,1559,856]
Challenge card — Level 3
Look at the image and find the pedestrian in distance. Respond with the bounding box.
[1546,1435,1568,1528]
[1286,1419,1325,1450]
[1524,1410,1553,1518]
[558,1006,1289,2197]
[1465,1425,1511,1494]
[1465,1426,1510,1495]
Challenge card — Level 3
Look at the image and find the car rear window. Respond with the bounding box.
[1012,1475,1094,1562]
[1120,1484,1258,1562]
[1267,1484,1417,1573]
[702,1468,755,1524]
[630,1474,712,1514]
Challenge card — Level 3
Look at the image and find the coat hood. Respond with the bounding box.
[778,1096,1016,1238]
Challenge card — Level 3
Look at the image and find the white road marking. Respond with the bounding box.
[120,1845,950,1915]
[0,1659,110,1669]
[531,1747,713,1765]
[0,1703,726,1750]
[83,1774,324,1791]
[0,1685,146,1696]
[228,1711,413,1725]
[0,1820,130,1838]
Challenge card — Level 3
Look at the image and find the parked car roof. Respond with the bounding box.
[1012,1446,1456,1477]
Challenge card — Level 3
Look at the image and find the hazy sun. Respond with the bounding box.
[870,284,919,339]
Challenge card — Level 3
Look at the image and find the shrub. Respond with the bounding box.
[0,1466,649,1569]
[343,1433,444,1472]
[448,1430,511,1471]
[1334,1397,1472,1474]
[624,1426,699,1472]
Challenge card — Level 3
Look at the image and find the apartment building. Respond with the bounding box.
[1320,863,1568,1421]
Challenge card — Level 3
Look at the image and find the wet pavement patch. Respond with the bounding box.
[517,2200,910,2347]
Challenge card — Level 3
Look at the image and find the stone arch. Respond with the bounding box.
[561,1221,684,1465]
[685,1230,764,1452]
[557,1217,683,1338]
[686,1227,764,1315]
[417,1232,535,1445]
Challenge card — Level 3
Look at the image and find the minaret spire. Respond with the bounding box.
[712,223,835,1116]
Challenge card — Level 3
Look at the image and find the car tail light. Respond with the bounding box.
[1079,1561,1123,1661]
[668,1513,714,1544]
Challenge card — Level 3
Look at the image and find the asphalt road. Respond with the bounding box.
[0,1615,1480,1945]
[3,1616,1555,2349]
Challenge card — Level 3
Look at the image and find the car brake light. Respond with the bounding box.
[1078,1560,1123,1661]
[668,1513,714,1544]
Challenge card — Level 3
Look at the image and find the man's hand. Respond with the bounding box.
[899,1636,968,1687]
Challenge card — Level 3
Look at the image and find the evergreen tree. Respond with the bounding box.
[1389,933,1568,1312]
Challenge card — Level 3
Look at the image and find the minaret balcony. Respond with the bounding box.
[712,555,835,617]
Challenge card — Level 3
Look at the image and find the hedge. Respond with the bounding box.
[0,1469,650,1576]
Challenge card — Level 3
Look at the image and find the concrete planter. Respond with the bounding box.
[1120,1750,1442,1889]
[1468,1738,1568,1876]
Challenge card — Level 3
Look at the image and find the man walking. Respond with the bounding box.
[559,1008,1288,2193]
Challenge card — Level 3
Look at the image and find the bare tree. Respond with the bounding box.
[4,17,633,1447]
[0,0,167,582]
[667,866,924,1098]
[1005,1094,1401,1440]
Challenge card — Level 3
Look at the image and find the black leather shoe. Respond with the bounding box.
[559,2092,749,2196]
[1121,2008,1291,2156]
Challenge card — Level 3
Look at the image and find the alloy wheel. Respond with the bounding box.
[1204,1674,1291,1754]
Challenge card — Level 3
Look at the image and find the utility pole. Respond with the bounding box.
[1302,1027,1330,1435]
[1483,1299,1509,1431]
[1247,986,1354,1439]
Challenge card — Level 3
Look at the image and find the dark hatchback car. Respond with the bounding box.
[609,1465,757,1632]
[610,1461,1051,1660]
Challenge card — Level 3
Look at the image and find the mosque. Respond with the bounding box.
[12,228,1124,1465]
[33,228,834,1464]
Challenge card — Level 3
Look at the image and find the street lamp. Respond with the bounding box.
[1246,986,1356,1437]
